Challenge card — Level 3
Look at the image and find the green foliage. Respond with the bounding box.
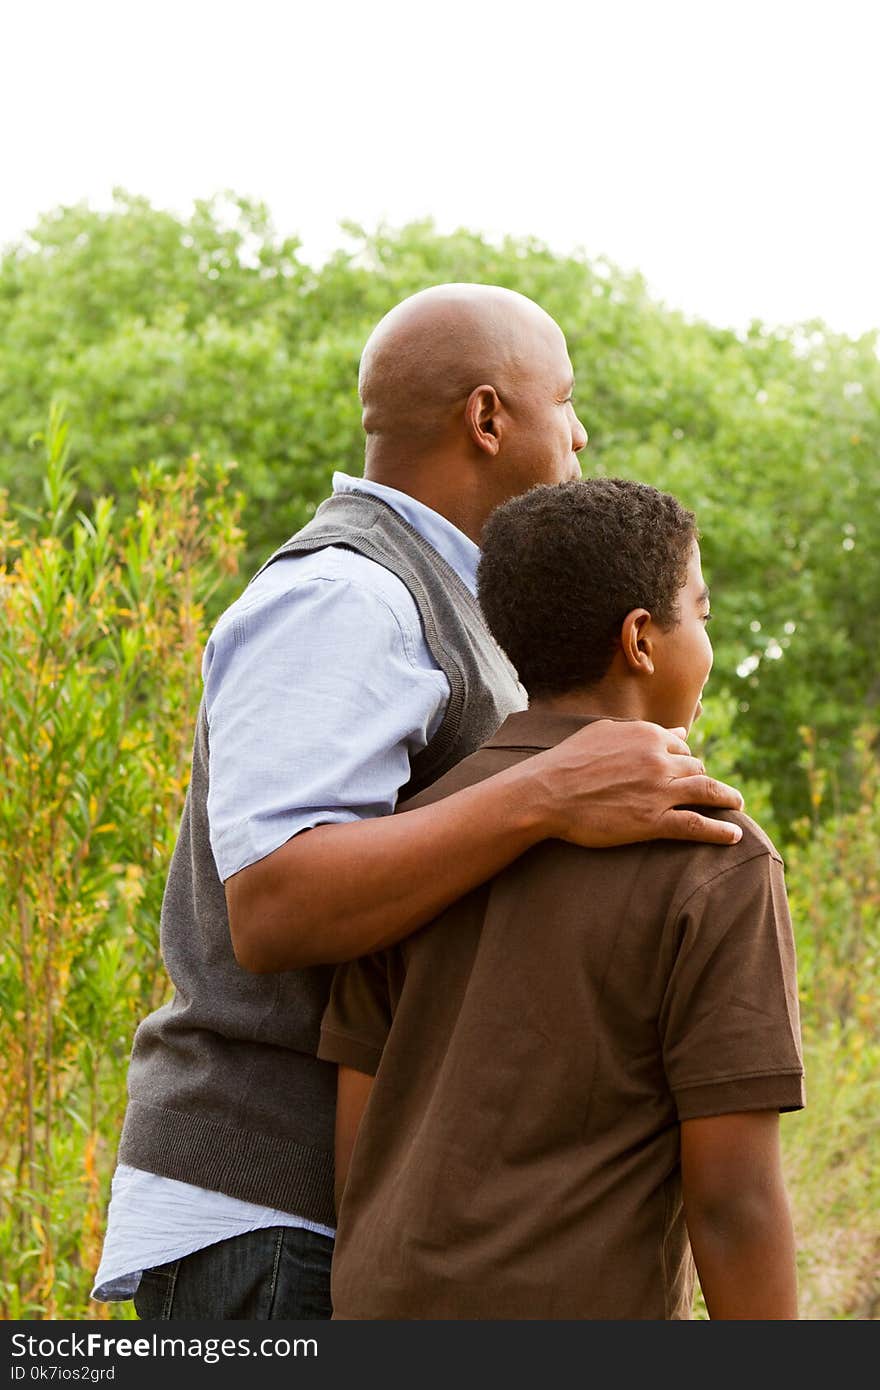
[1,193,877,831]
[786,726,879,1036]
[0,408,244,1317]
[688,686,778,841]
[781,731,880,1319]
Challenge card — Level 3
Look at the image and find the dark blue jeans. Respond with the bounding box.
[132,1225,334,1320]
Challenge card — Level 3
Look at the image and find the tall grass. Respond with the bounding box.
[782,729,880,1319]
[0,409,243,1317]
[0,413,876,1318]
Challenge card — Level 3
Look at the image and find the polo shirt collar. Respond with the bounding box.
[484,708,612,751]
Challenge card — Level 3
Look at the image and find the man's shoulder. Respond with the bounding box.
[214,543,422,635]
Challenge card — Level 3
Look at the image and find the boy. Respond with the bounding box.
[318,478,805,1319]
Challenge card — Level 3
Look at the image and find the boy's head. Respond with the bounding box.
[477,478,713,733]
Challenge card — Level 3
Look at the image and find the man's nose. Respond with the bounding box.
[572,415,588,452]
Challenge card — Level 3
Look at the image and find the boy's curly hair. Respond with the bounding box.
[477,478,697,698]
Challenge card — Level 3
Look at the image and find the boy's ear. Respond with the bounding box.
[620,609,655,675]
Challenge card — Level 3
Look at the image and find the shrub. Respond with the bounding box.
[0,408,244,1317]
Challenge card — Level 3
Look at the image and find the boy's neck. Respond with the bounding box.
[526,679,650,726]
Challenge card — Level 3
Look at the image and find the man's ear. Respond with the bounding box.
[465,384,502,456]
[620,609,655,675]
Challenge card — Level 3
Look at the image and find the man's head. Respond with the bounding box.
[358,283,587,539]
[477,478,713,732]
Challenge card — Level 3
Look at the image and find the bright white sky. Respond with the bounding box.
[4,0,879,336]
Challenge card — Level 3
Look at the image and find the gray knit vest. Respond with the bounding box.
[119,490,525,1224]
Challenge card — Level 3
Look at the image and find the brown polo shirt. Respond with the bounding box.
[318,709,805,1320]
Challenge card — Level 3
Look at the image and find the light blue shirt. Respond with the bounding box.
[92,471,482,1302]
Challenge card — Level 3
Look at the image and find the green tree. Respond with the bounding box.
[1,195,878,831]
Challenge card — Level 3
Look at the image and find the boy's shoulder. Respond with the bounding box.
[402,751,782,866]
[398,741,534,812]
[642,806,782,876]
[643,807,785,924]
[683,807,782,866]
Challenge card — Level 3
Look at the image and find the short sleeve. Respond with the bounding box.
[661,852,805,1120]
[202,558,449,881]
[318,953,396,1077]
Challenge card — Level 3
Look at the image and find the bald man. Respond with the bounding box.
[93,284,743,1321]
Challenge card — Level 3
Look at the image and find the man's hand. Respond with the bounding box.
[529,718,744,849]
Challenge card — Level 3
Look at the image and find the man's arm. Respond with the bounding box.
[228,718,744,971]
[681,1111,798,1319]
[334,1066,374,1215]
